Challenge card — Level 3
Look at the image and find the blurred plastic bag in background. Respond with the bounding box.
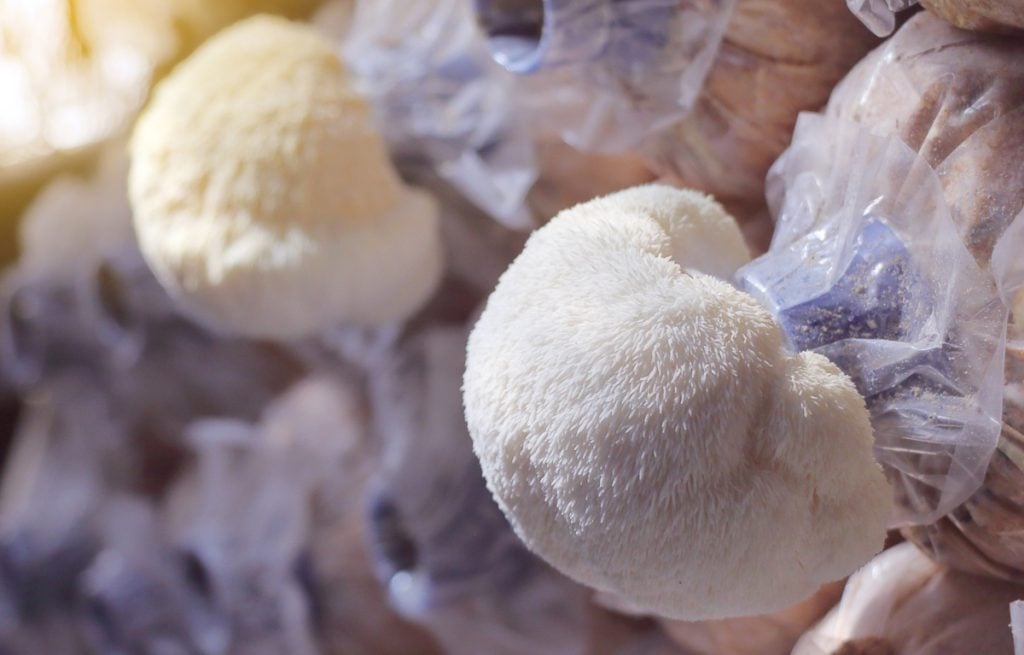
[366,326,591,655]
[472,0,735,152]
[344,0,537,229]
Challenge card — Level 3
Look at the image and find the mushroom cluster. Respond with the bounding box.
[5,0,1024,653]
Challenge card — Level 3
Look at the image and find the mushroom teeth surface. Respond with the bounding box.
[129,15,442,339]
[463,184,892,621]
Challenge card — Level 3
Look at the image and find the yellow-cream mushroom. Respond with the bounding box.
[129,15,442,339]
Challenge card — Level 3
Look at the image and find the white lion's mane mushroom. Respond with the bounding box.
[463,184,892,621]
[129,15,442,339]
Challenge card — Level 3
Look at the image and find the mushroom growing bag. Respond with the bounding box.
[343,0,537,228]
[472,0,736,152]
[737,14,1024,525]
[366,326,591,655]
[792,543,1022,654]
[902,210,1024,579]
[845,0,917,36]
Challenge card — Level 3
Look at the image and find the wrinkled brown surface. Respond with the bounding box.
[796,545,1023,655]
[650,0,877,209]
[920,0,1024,33]
[660,581,844,655]
[827,12,1024,267]
[834,637,896,655]
[528,140,656,224]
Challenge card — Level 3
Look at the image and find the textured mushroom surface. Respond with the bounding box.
[463,184,891,620]
[130,15,442,338]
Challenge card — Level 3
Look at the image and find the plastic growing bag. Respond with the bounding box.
[740,13,1024,527]
[738,114,1007,525]
[845,0,917,36]
[1013,600,1024,655]
[472,0,735,153]
[903,211,1024,580]
[793,543,1022,654]
[366,326,590,655]
[343,0,536,228]
[917,0,1024,32]
[645,0,878,208]
[162,378,438,655]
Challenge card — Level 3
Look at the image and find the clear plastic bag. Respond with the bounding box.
[738,114,1008,526]
[845,0,918,36]
[793,543,1022,654]
[473,0,735,153]
[643,0,878,208]
[343,0,537,229]
[917,0,1024,32]
[366,326,590,655]
[821,13,1024,269]
[902,211,1024,580]
[160,378,435,655]
[739,13,1024,527]
[1013,599,1024,655]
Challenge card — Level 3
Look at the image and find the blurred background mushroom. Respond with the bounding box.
[0,0,339,265]
[128,16,443,339]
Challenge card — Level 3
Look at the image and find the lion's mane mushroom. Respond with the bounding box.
[463,184,892,621]
[129,15,442,339]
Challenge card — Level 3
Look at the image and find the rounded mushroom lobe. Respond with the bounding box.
[463,184,892,621]
[129,15,442,339]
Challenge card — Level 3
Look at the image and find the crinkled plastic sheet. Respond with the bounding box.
[1013,600,1024,655]
[162,412,329,655]
[823,13,1024,268]
[994,210,1024,328]
[738,114,1008,526]
[793,543,1022,654]
[473,0,735,153]
[366,326,590,655]
[846,0,918,36]
[71,377,422,655]
[0,376,116,653]
[901,211,1024,581]
[343,0,537,229]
